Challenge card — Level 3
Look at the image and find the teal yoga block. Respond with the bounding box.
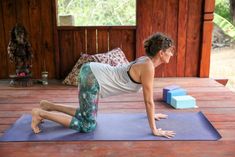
[171,95,196,109]
[166,88,187,104]
[163,85,180,102]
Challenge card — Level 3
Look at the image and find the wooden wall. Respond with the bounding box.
[0,0,215,79]
[137,0,204,77]
[58,26,136,78]
[0,0,56,79]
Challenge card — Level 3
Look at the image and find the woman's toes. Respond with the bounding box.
[31,108,43,134]
[32,127,41,134]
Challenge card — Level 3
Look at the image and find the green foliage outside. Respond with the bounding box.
[58,0,136,26]
[214,0,235,40]
[215,0,232,23]
[214,13,235,40]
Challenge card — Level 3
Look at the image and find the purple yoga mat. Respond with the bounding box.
[0,112,221,141]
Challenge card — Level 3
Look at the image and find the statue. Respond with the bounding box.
[8,24,33,86]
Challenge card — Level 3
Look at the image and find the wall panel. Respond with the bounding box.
[136,0,211,77]
[0,0,56,79]
[58,27,136,78]
[0,0,215,78]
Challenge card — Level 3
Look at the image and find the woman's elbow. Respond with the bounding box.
[145,101,154,108]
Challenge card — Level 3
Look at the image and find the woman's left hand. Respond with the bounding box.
[152,128,176,138]
[154,113,168,121]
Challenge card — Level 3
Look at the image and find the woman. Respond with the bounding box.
[31,32,176,138]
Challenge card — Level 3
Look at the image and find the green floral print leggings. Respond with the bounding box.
[69,63,100,132]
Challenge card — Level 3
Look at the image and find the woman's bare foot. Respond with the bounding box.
[40,100,53,111]
[31,108,43,134]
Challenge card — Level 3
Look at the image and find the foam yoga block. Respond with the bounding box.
[163,85,180,102]
[166,88,187,104]
[171,95,196,109]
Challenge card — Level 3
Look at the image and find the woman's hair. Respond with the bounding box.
[144,32,174,57]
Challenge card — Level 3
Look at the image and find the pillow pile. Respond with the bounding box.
[62,54,95,86]
[62,48,129,86]
[92,48,129,66]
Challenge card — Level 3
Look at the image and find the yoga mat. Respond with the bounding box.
[0,112,221,141]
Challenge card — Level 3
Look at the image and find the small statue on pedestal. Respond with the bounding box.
[8,24,33,87]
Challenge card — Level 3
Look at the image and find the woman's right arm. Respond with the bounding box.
[140,62,175,138]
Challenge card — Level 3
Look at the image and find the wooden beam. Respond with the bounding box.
[0,0,8,78]
[215,79,228,86]
[185,1,203,77]
[177,0,188,77]
[1,0,17,77]
[52,0,60,78]
[136,0,153,58]
[199,0,215,77]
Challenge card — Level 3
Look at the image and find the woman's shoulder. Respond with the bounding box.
[132,56,154,73]
[136,56,153,67]
[135,56,149,62]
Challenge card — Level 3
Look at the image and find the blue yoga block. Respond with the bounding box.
[171,95,196,109]
[166,88,187,104]
[163,85,180,102]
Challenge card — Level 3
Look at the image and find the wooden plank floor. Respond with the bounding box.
[0,78,235,157]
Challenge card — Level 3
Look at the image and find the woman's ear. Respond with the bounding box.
[159,50,164,57]
[159,50,167,62]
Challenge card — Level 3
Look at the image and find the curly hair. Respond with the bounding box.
[144,32,174,57]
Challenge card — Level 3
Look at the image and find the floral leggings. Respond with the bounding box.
[69,63,100,132]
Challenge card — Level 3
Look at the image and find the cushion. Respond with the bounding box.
[92,48,129,66]
[62,54,95,86]
[62,48,129,86]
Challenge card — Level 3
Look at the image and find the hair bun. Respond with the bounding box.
[144,32,174,57]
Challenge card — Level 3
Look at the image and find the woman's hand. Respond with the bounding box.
[154,113,168,121]
[152,128,176,138]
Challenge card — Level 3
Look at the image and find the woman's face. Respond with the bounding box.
[161,47,174,63]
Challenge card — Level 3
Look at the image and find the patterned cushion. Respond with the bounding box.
[92,48,129,66]
[62,54,95,86]
[62,48,129,86]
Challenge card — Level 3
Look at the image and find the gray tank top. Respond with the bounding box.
[90,62,142,98]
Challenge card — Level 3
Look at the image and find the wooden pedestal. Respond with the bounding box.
[9,75,33,87]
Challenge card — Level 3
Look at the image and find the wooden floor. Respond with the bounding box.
[0,78,235,157]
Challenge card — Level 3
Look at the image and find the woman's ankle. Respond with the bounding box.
[40,100,54,111]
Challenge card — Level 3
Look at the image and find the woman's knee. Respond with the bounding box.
[69,117,97,133]
[81,121,97,133]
